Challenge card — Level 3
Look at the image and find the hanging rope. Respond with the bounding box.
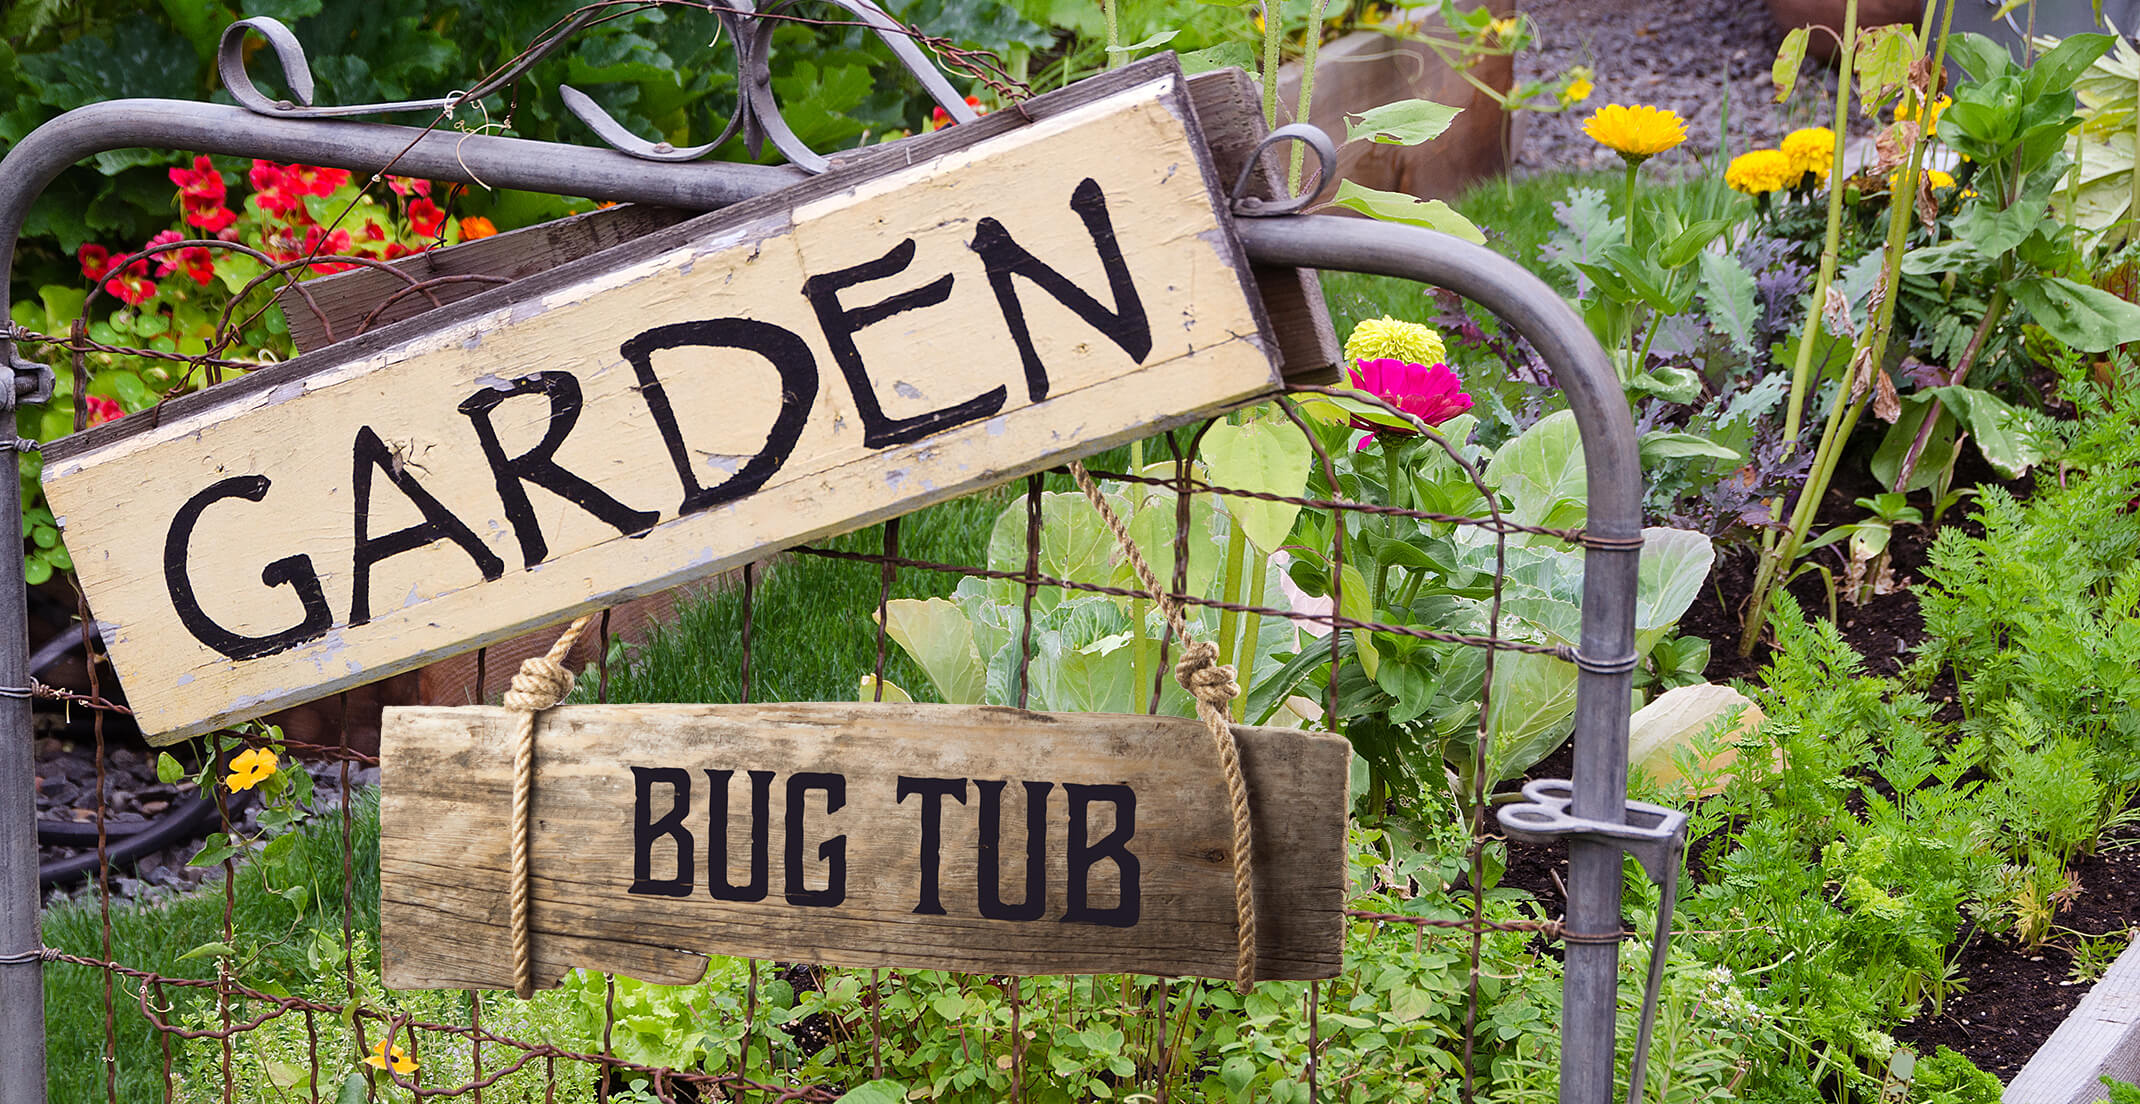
[505,614,593,999]
[1066,460,1258,991]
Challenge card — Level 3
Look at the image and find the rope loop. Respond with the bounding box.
[508,615,592,999]
[1067,460,1259,991]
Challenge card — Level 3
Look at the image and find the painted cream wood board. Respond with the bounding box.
[379,702,1348,988]
[43,71,1280,744]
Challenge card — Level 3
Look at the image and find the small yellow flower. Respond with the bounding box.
[364,1040,417,1075]
[1490,16,1520,38]
[1780,127,1836,183]
[224,747,278,793]
[1582,103,1688,162]
[1344,317,1446,368]
[1725,148,1800,195]
[1562,77,1594,105]
[1895,93,1953,135]
[1884,167,1957,191]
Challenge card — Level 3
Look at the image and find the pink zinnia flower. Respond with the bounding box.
[1346,358,1472,440]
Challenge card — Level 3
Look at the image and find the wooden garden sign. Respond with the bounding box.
[40,60,1286,743]
[379,703,1348,987]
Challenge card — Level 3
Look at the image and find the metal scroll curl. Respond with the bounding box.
[218,2,980,176]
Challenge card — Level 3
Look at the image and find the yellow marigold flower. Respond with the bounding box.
[225,747,278,793]
[1780,127,1836,183]
[1885,168,1958,191]
[364,1040,417,1075]
[1895,93,1953,135]
[1562,76,1594,105]
[1344,317,1446,368]
[1582,104,1687,162]
[1726,149,1799,195]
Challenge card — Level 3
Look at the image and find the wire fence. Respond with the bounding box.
[9,8,1645,1100]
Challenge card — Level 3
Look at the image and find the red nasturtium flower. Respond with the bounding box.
[84,396,123,427]
[168,155,225,204]
[1345,358,1473,440]
[184,198,238,234]
[78,244,113,281]
[282,164,350,197]
[458,216,497,240]
[145,229,185,275]
[104,259,156,306]
[929,94,987,131]
[176,246,216,285]
[247,160,284,193]
[385,175,431,198]
[406,198,445,238]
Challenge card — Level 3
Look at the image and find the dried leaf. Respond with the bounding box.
[1873,364,1901,423]
[1908,55,1934,102]
[1915,172,1939,227]
[1823,286,1855,338]
[1848,345,1877,405]
[1871,121,1920,174]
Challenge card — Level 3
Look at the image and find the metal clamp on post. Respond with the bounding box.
[1498,779,1687,1104]
[2,329,53,412]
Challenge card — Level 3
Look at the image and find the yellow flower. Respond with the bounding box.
[1884,167,1957,191]
[1725,149,1799,195]
[364,1040,417,1075]
[1582,103,1688,162]
[1895,93,1953,135]
[1344,317,1446,368]
[1490,16,1520,38]
[1780,127,1836,183]
[224,747,278,793]
[1562,77,1594,105]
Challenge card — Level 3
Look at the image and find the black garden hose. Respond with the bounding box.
[36,788,254,888]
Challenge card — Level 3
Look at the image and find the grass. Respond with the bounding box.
[43,788,381,1101]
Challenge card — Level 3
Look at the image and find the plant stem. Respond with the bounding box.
[1128,439,1149,712]
[1892,279,2008,489]
[1217,519,1249,684]
[1236,563,1267,722]
[1104,0,1121,67]
[1742,38,1933,655]
[1261,1,1284,129]
[1374,444,1403,602]
[1290,0,1333,189]
[1781,0,1860,449]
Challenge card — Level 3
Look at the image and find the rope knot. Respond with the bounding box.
[503,656,574,713]
[1173,640,1240,709]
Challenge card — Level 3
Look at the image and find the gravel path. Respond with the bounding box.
[1512,0,1876,176]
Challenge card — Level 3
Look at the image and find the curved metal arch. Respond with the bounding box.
[0,102,1640,1104]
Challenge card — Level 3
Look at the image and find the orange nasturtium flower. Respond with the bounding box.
[365,1039,417,1075]
[458,216,498,241]
[225,747,278,793]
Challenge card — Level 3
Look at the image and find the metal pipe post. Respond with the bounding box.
[1237,216,1640,1104]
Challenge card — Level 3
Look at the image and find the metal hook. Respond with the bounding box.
[1228,124,1337,218]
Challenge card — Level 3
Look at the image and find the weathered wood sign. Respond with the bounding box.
[379,703,1348,987]
[43,59,1282,743]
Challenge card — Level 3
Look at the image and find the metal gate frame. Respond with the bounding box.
[0,58,1650,1104]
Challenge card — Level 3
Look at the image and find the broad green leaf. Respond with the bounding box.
[1774,27,1809,102]
[1629,683,1764,797]
[1625,365,1703,404]
[1870,397,1956,493]
[2022,33,2115,101]
[1852,24,1920,116]
[178,941,237,961]
[1199,413,1312,554]
[1944,32,2013,83]
[2013,275,2140,352]
[337,1072,368,1104]
[1179,42,1255,75]
[1484,648,1579,782]
[1639,431,1743,465]
[1331,181,1486,243]
[1103,29,1177,54]
[857,674,913,703]
[1697,251,1759,355]
[879,598,985,704]
[156,751,184,784]
[836,1080,911,1104]
[1343,98,1463,146]
[1484,410,1586,530]
[1925,385,2047,477]
[1635,527,1715,632]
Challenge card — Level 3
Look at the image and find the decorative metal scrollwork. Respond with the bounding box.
[219,1,980,175]
[1228,124,1337,218]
